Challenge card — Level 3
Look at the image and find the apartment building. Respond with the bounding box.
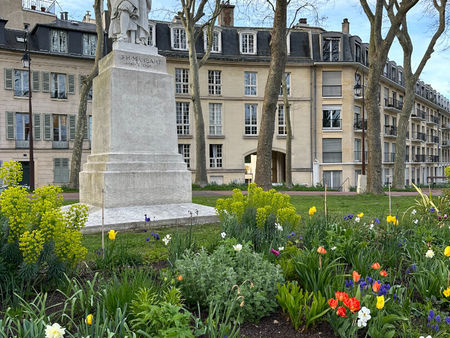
[0,2,449,188]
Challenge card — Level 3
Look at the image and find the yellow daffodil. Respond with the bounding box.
[445,246,450,257]
[357,212,364,218]
[376,295,385,310]
[85,314,93,325]
[443,287,450,298]
[108,229,118,241]
[386,215,398,225]
[309,206,317,217]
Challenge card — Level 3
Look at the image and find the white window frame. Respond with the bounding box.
[245,104,258,135]
[171,26,187,50]
[277,104,286,136]
[53,114,68,141]
[14,69,29,97]
[82,33,97,56]
[176,101,190,135]
[175,68,189,94]
[287,31,291,55]
[178,144,190,168]
[208,70,221,95]
[209,103,222,135]
[203,28,222,53]
[209,144,223,168]
[279,72,291,96]
[50,30,68,53]
[322,38,340,61]
[239,31,257,55]
[322,105,342,130]
[16,113,30,141]
[244,71,257,96]
[148,22,156,46]
[50,73,67,99]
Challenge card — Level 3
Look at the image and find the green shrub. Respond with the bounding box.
[175,240,284,322]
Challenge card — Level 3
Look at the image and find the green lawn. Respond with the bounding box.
[81,193,420,262]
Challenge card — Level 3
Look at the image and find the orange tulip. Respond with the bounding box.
[335,292,349,302]
[352,270,361,283]
[344,297,361,313]
[380,270,388,277]
[371,262,381,270]
[177,275,183,281]
[372,281,381,293]
[328,298,338,309]
[317,246,327,254]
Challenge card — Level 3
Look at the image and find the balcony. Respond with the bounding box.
[426,115,439,125]
[322,119,342,130]
[414,154,426,162]
[384,125,397,137]
[383,152,395,163]
[441,122,450,130]
[52,141,69,149]
[412,132,426,142]
[353,118,367,131]
[384,97,403,111]
[15,140,29,149]
[354,151,368,162]
[442,140,450,147]
[428,155,439,163]
[22,0,56,13]
[411,109,426,120]
[432,136,439,144]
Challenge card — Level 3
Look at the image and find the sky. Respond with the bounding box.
[55,0,450,98]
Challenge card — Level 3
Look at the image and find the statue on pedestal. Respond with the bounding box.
[109,0,152,45]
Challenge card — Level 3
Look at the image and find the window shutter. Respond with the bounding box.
[32,71,40,91]
[6,111,15,139]
[83,116,88,139]
[34,114,41,140]
[61,158,69,182]
[44,114,52,140]
[69,114,76,140]
[54,158,61,183]
[42,72,50,92]
[4,68,13,90]
[68,74,75,94]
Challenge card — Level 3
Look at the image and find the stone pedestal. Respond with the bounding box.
[80,42,192,208]
[357,174,367,194]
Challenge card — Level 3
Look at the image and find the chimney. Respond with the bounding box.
[342,18,349,34]
[60,11,68,21]
[298,18,307,25]
[83,10,92,23]
[218,1,235,27]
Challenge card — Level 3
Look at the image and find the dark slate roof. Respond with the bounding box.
[32,18,97,34]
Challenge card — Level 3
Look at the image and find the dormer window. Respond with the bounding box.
[355,43,361,62]
[171,27,187,50]
[204,29,221,53]
[383,63,388,76]
[51,30,68,53]
[148,22,156,46]
[322,38,339,61]
[82,34,97,56]
[239,32,257,55]
[391,66,396,82]
[398,71,403,85]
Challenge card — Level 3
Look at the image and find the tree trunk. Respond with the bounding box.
[69,0,104,189]
[282,75,292,188]
[254,0,287,190]
[185,24,208,187]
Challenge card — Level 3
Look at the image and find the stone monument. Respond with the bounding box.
[79,2,193,209]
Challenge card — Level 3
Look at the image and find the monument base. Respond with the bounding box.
[357,174,367,194]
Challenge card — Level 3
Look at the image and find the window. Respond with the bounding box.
[210,144,223,168]
[322,71,342,97]
[322,105,341,129]
[279,72,291,96]
[355,43,361,62]
[171,27,187,50]
[51,73,67,99]
[322,138,342,163]
[208,70,221,95]
[398,70,403,84]
[354,138,361,161]
[204,29,221,53]
[148,23,156,46]
[245,104,258,135]
[16,113,30,141]
[354,106,361,128]
[391,66,396,81]
[82,34,97,56]
[54,158,69,183]
[53,115,68,141]
[278,104,286,135]
[384,142,389,162]
[50,30,68,53]
[244,72,257,96]
[240,32,256,54]
[178,144,190,168]
[209,103,222,135]
[322,38,339,61]
[175,68,189,94]
[176,102,190,135]
[14,70,29,97]
[323,170,342,189]
[383,63,388,76]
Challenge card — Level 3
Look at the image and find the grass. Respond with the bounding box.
[81,193,420,263]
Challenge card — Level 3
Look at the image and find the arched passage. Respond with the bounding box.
[244,150,286,184]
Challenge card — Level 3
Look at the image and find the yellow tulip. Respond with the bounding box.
[85,314,93,325]
[108,229,117,241]
[376,295,385,310]
[309,206,317,217]
[443,287,450,298]
[445,246,450,257]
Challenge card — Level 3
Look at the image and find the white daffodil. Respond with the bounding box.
[358,307,371,322]
[45,323,66,338]
[220,232,226,239]
[357,319,367,327]
[425,249,435,258]
[331,246,337,251]
[275,223,283,231]
[355,217,360,223]
[411,209,417,215]
[162,234,172,246]
[278,246,284,251]
[419,336,432,338]
[369,223,374,230]
[233,244,242,252]
[413,219,419,224]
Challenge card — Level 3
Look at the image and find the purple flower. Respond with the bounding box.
[429,310,435,320]
[270,248,280,256]
[366,276,373,285]
[288,231,296,238]
[344,279,354,289]
[344,214,354,220]
[374,217,380,223]
[406,264,417,274]
[445,317,450,324]
[436,315,441,323]
[434,324,439,332]
[430,208,435,212]
[145,214,150,222]
[299,236,303,241]
[393,293,397,300]
[146,237,150,242]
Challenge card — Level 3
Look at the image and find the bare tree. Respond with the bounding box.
[391,0,448,188]
[359,0,419,194]
[177,0,221,187]
[69,0,104,189]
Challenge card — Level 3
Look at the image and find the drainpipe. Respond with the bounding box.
[310,65,317,185]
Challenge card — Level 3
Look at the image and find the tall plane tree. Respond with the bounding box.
[69,0,104,189]
[178,0,221,187]
[391,0,448,188]
[359,0,418,194]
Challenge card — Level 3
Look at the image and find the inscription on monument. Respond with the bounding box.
[119,54,163,69]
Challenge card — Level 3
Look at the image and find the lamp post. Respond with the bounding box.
[354,72,366,175]
[22,24,34,191]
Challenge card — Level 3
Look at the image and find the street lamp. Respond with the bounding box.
[22,24,35,191]
[354,73,366,175]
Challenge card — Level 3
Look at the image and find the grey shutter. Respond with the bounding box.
[42,72,50,92]
[34,114,41,140]
[44,114,52,140]
[68,74,75,94]
[69,115,76,140]
[6,111,15,139]
[4,68,13,90]
[53,158,61,183]
[83,116,88,139]
[32,71,40,92]
[61,158,69,182]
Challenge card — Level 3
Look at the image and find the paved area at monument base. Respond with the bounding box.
[71,203,218,234]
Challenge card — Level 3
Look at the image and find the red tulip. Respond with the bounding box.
[335,292,349,302]
[380,270,388,277]
[336,306,347,318]
[344,297,361,313]
[317,246,327,254]
[328,298,338,309]
[371,262,381,269]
